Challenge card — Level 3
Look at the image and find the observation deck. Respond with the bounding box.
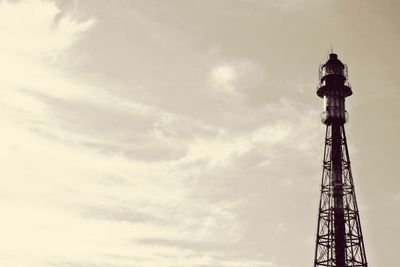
[317,53,352,98]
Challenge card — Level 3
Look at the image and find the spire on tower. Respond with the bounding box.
[329,45,334,54]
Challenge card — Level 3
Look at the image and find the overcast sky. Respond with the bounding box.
[0,1,399,267]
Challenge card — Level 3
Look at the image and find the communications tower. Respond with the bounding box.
[313,53,368,267]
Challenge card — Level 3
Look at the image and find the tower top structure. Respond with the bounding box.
[317,53,352,125]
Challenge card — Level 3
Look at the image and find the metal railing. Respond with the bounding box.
[318,64,349,81]
[321,109,349,123]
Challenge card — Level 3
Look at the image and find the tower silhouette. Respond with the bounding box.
[313,53,368,267]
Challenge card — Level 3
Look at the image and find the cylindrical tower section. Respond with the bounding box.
[317,53,352,124]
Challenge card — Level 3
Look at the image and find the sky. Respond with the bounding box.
[0,0,399,266]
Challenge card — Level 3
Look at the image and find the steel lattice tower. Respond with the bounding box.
[313,53,368,267]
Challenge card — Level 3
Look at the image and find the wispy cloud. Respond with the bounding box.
[0,1,324,267]
[211,64,237,94]
[210,60,269,98]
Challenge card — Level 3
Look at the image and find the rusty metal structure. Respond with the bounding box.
[313,53,368,267]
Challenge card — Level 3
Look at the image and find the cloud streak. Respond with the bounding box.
[0,1,332,267]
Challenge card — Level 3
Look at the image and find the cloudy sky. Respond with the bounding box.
[1,1,399,266]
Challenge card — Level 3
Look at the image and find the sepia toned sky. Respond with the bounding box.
[0,1,399,266]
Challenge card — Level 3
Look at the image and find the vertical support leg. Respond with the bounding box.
[331,123,346,267]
